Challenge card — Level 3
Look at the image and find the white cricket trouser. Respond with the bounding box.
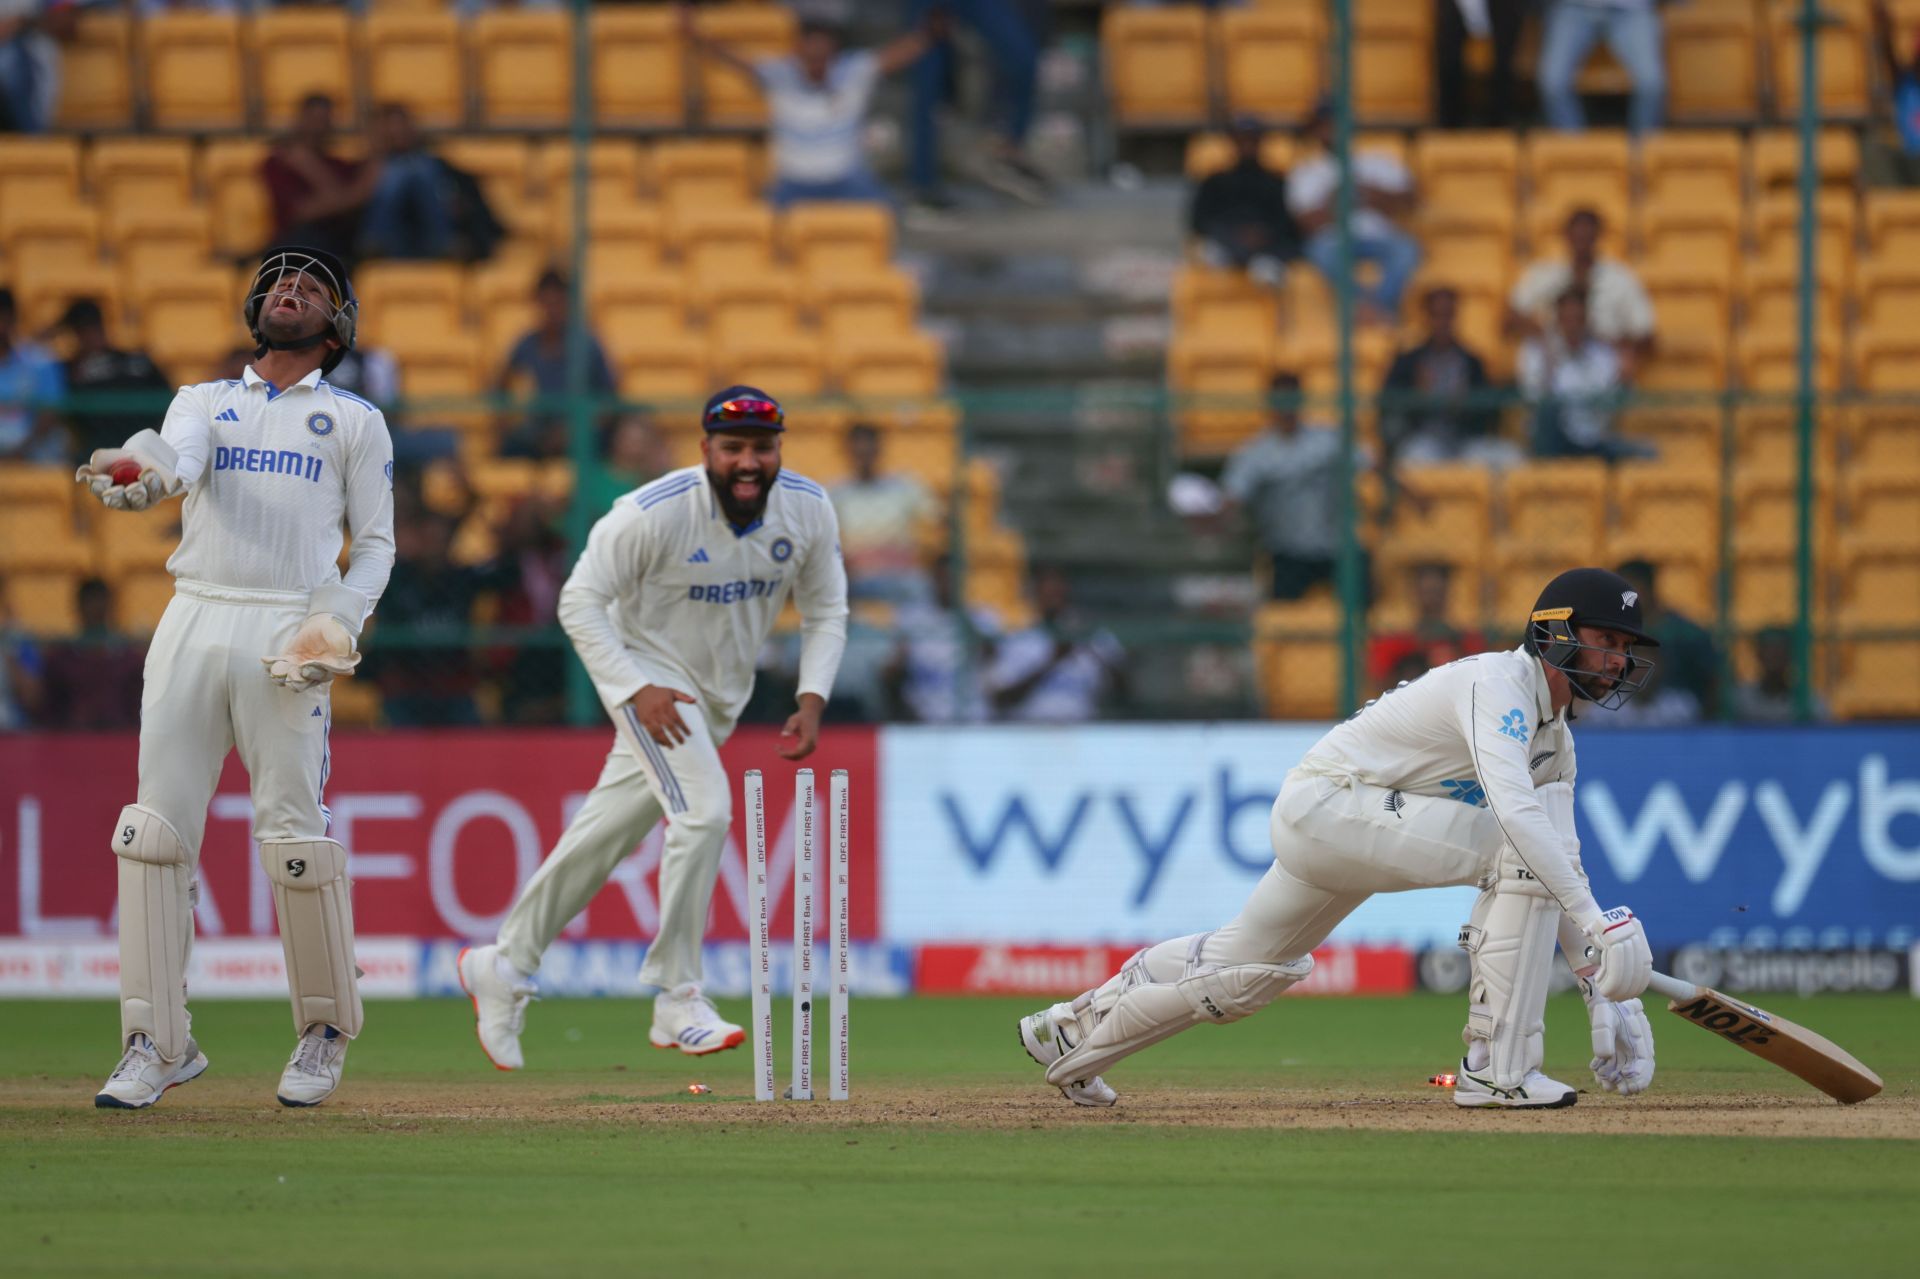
[120,582,335,1038]
[496,698,733,991]
[1202,766,1502,970]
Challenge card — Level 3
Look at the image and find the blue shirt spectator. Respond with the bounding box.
[0,288,67,462]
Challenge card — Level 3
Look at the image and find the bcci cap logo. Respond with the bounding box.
[306,411,336,438]
[1622,590,1639,609]
[771,536,794,563]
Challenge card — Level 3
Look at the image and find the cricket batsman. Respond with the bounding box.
[1021,567,1661,1109]
[458,386,848,1068]
[79,248,395,1109]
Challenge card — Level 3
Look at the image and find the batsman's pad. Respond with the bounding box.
[111,805,194,1063]
[1045,932,1313,1087]
[1458,872,1560,1091]
[260,839,363,1039]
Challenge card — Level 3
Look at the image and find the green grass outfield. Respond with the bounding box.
[3,993,1918,1278]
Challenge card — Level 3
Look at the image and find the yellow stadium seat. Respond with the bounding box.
[114,571,178,636]
[1492,542,1594,622]
[699,268,802,347]
[1254,635,1342,721]
[1846,408,1920,471]
[94,505,182,577]
[438,138,535,238]
[1842,470,1920,549]
[355,263,467,346]
[473,10,572,128]
[55,9,134,129]
[593,6,686,127]
[250,8,356,129]
[13,262,119,337]
[577,204,668,273]
[1640,195,1742,281]
[652,137,759,206]
[391,334,484,425]
[1635,338,1726,391]
[1752,191,1855,276]
[1730,405,1844,475]
[1769,0,1871,119]
[3,204,100,275]
[783,203,893,275]
[590,273,691,353]
[616,331,711,407]
[1418,206,1515,287]
[1855,330,1920,391]
[809,268,920,346]
[1831,640,1920,719]
[1730,544,1808,628]
[1102,7,1210,128]
[1644,259,1732,357]
[1733,470,1836,558]
[0,504,89,574]
[1664,0,1763,122]
[1855,260,1920,336]
[1218,6,1324,124]
[835,332,945,400]
[1184,132,1238,181]
[1614,464,1719,553]
[1354,0,1433,125]
[0,463,72,511]
[365,13,467,129]
[133,269,246,383]
[1865,190,1920,259]
[88,139,195,223]
[1737,331,1843,391]
[1741,260,1845,340]
[670,204,775,275]
[713,332,828,399]
[1837,542,1920,626]
[1750,128,1860,191]
[535,138,646,204]
[692,4,795,127]
[1504,459,1609,558]
[0,137,80,220]
[4,572,82,637]
[1638,131,1743,207]
[1385,464,1493,560]
[1618,408,1722,470]
[142,12,246,130]
[1168,330,1273,454]
[110,207,214,293]
[200,140,271,261]
[1171,267,1280,340]
[1415,132,1519,213]
[1524,131,1631,244]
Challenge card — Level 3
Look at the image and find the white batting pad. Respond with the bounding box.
[111,805,194,1062]
[260,838,363,1039]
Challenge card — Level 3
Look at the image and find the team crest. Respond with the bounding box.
[306,411,336,438]
[770,536,794,563]
[1622,590,1639,609]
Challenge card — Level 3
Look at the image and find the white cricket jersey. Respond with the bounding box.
[158,366,396,623]
[1299,645,1600,927]
[559,465,850,727]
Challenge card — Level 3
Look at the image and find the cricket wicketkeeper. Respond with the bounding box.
[1021,567,1661,1109]
[78,248,394,1109]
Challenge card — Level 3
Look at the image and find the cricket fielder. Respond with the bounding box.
[1021,567,1661,1109]
[458,386,848,1068]
[79,248,395,1109]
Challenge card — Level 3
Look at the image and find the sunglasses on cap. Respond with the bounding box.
[703,397,784,430]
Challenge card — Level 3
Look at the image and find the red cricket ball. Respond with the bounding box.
[110,460,144,487]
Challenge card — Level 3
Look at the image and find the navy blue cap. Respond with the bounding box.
[702,385,785,433]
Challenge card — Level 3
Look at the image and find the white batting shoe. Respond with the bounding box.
[95,1033,209,1110]
[1452,1059,1577,1109]
[649,984,745,1056]
[459,944,535,1071]
[277,1024,348,1107]
[1019,1003,1118,1108]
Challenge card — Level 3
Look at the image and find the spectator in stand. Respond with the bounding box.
[1188,117,1301,288]
[0,580,44,731]
[486,496,569,725]
[36,577,144,730]
[1591,558,1718,726]
[495,270,615,461]
[682,3,942,208]
[0,287,66,462]
[261,92,371,261]
[358,102,453,260]
[370,511,486,726]
[55,299,169,460]
[1870,1,1920,185]
[828,422,939,605]
[1222,372,1369,601]
[908,0,1049,208]
[883,553,1000,723]
[579,412,673,516]
[0,0,78,135]
[1436,0,1529,128]
[987,565,1126,722]
[1288,100,1422,323]
[1536,0,1666,134]
[1734,626,1828,723]
[1519,287,1651,462]
[1379,285,1516,467]
[1368,561,1485,691]
[1509,207,1654,373]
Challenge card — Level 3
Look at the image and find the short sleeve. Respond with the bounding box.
[754,57,798,93]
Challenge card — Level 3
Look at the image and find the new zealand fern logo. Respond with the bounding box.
[1498,708,1530,744]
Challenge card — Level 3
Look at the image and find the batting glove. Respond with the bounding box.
[1581,977,1655,1096]
[1585,906,1653,1001]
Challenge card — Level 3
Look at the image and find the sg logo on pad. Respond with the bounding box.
[286,859,307,878]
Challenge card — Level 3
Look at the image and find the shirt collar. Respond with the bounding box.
[242,366,324,397]
[1520,644,1557,725]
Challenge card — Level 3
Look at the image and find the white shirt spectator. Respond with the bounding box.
[1510,259,1655,345]
[829,470,937,592]
[895,600,1000,724]
[988,624,1124,723]
[754,50,882,183]
[1286,149,1413,240]
[1518,334,1622,448]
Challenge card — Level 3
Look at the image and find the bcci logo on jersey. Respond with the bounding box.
[306,411,336,437]
[771,536,794,563]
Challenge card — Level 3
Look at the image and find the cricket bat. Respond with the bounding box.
[1645,971,1883,1105]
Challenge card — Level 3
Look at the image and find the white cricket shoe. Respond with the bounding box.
[649,983,745,1056]
[1019,1002,1118,1108]
[277,1024,348,1107]
[458,944,536,1071]
[95,1033,208,1110]
[1452,1058,1578,1109]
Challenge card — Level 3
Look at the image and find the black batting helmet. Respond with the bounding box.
[243,246,358,374]
[1526,566,1659,710]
